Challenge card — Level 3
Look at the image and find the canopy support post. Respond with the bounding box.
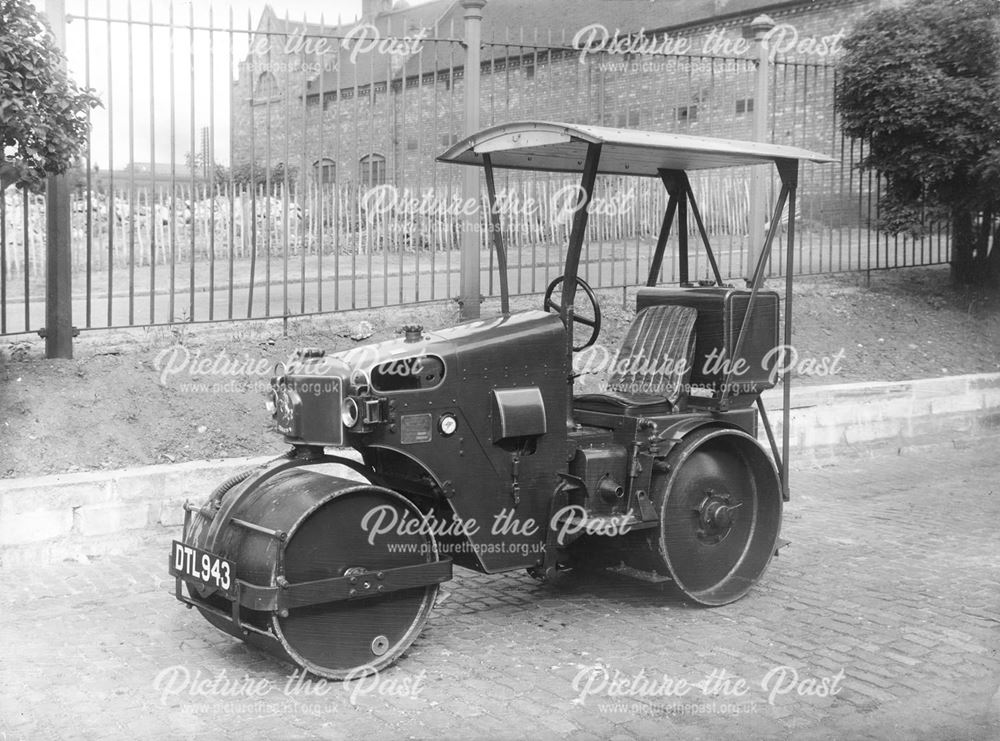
[777,158,798,502]
[678,181,689,285]
[647,170,681,286]
[682,173,724,286]
[562,141,602,425]
[719,181,789,410]
[481,153,509,315]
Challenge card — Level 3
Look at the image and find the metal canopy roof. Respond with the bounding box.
[437,121,836,176]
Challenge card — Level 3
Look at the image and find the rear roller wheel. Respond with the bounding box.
[655,428,782,605]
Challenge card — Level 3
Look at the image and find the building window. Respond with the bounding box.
[313,158,336,184]
[615,106,640,128]
[360,154,386,187]
[524,63,535,80]
[675,105,698,124]
[406,137,419,151]
[439,133,459,147]
[256,72,278,99]
[736,98,754,115]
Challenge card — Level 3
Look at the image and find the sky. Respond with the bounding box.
[34,0,375,170]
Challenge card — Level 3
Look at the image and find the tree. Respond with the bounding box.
[230,162,299,191]
[184,150,229,183]
[0,0,101,191]
[835,0,1000,285]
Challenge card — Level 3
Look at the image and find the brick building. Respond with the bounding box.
[231,0,890,198]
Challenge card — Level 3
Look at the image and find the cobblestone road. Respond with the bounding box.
[1,439,998,740]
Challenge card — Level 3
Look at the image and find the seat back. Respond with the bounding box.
[606,305,697,404]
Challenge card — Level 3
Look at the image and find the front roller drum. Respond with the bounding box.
[644,428,783,606]
[179,468,449,679]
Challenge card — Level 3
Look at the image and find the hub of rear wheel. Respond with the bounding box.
[695,490,743,543]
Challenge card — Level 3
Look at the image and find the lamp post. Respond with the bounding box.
[745,14,775,284]
[458,0,487,320]
[45,0,74,358]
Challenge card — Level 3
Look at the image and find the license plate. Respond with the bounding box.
[169,540,236,599]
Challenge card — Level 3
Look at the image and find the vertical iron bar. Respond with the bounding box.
[414,28,423,303]
[281,10,291,323]
[530,33,539,294]
[448,21,456,308]
[298,13,308,316]
[873,170,880,271]
[127,0,135,326]
[84,0,93,328]
[208,4,216,320]
[317,13,326,315]
[834,70,845,270]
[369,25,376,309]
[22,189,29,331]
[485,42,494,301]
[264,14,273,317]
[295,13,306,314]
[168,2,176,322]
[380,20,388,308]
[107,0,115,326]
[148,0,156,324]
[798,63,806,273]
[852,137,860,271]
[227,4,235,319]
[188,1,196,322]
[429,34,439,301]
[351,28,359,310]
[397,18,405,306]
[246,9,257,317]
[334,14,342,311]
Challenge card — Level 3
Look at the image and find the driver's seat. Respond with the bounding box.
[574,304,697,416]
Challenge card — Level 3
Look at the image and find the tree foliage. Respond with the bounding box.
[0,0,101,191]
[835,0,1000,285]
[230,162,299,189]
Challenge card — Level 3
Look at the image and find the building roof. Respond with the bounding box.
[437,120,836,175]
[248,0,838,97]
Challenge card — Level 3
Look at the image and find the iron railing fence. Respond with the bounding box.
[0,4,953,336]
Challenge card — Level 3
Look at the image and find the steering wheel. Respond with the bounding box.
[543,276,602,351]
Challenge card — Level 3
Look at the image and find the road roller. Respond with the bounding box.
[170,121,834,678]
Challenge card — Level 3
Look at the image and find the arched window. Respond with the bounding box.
[256,71,278,99]
[313,158,336,185]
[359,153,386,187]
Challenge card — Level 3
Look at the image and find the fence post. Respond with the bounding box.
[44,0,74,358]
[745,14,775,284]
[458,0,486,320]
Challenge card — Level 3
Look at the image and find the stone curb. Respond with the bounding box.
[0,456,263,564]
[759,372,1000,463]
[2,372,998,565]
